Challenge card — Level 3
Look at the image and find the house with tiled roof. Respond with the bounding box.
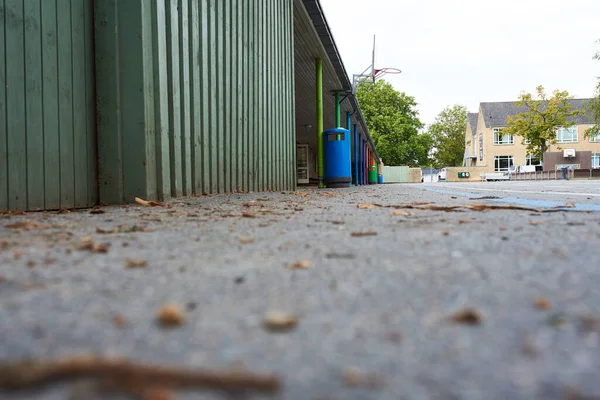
[463,99,599,173]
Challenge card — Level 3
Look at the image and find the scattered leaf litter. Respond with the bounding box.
[534,297,551,311]
[450,308,483,325]
[289,260,311,270]
[0,355,281,394]
[263,311,298,333]
[156,304,185,328]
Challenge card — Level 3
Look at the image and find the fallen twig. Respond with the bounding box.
[0,355,281,394]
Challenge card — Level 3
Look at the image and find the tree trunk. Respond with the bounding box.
[540,140,547,158]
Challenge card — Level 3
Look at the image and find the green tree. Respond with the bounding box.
[356,80,431,167]
[585,40,600,139]
[504,85,583,159]
[427,105,468,168]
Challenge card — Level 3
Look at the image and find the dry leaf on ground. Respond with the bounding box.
[0,355,281,394]
[450,308,483,325]
[92,244,109,253]
[118,225,152,233]
[263,311,298,332]
[357,203,375,209]
[289,260,311,270]
[90,208,105,215]
[343,367,385,388]
[4,220,50,231]
[112,314,128,328]
[351,231,377,237]
[126,259,147,269]
[534,297,551,311]
[96,227,116,234]
[391,210,410,216]
[242,211,258,218]
[78,237,95,251]
[156,304,185,327]
[135,197,165,207]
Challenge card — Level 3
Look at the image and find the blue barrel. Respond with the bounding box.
[323,128,351,188]
[377,174,383,184]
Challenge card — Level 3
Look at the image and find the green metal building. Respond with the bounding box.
[0,0,379,212]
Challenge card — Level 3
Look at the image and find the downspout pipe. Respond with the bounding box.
[354,124,358,186]
[316,58,324,188]
[346,112,352,183]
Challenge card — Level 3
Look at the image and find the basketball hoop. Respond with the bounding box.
[374,67,402,80]
[351,35,402,94]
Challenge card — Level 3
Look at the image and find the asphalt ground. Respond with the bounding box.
[1,180,600,400]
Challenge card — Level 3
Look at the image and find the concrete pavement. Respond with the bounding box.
[1,181,600,399]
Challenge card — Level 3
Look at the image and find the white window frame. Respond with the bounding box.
[525,154,543,166]
[493,128,513,145]
[556,126,578,143]
[494,155,514,172]
[592,153,600,169]
[589,131,600,143]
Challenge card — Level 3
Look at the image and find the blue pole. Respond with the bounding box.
[359,135,364,185]
[346,112,352,186]
[354,124,358,186]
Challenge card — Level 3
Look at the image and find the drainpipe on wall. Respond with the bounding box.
[316,58,324,188]
[354,124,358,186]
[346,112,352,184]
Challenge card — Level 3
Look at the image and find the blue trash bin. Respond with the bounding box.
[323,128,351,188]
[377,174,383,184]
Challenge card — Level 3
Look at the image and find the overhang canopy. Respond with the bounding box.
[294,0,380,165]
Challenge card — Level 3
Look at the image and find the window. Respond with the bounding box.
[556,126,578,143]
[590,131,600,143]
[494,155,514,172]
[525,154,542,166]
[593,153,600,169]
[493,128,513,145]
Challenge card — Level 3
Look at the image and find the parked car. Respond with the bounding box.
[438,168,447,181]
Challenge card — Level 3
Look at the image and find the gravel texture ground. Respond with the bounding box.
[1,181,600,400]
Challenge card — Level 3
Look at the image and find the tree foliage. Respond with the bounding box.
[427,105,468,168]
[504,85,583,158]
[585,39,600,139]
[356,80,431,167]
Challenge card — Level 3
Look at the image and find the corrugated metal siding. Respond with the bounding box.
[382,166,410,183]
[95,0,295,204]
[0,0,97,211]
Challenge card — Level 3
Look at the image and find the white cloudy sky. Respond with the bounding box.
[319,0,600,127]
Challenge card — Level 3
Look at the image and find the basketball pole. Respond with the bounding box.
[371,35,376,83]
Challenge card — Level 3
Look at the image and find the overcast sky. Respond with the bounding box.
[319,0,600,127]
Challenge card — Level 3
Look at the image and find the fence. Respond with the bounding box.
[382,166,409,183]
[509,169,600,180]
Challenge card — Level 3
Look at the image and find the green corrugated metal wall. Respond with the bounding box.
[0,0,97,211]
[95,0,296,204]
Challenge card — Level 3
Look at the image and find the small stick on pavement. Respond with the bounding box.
[0,355,281,394]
